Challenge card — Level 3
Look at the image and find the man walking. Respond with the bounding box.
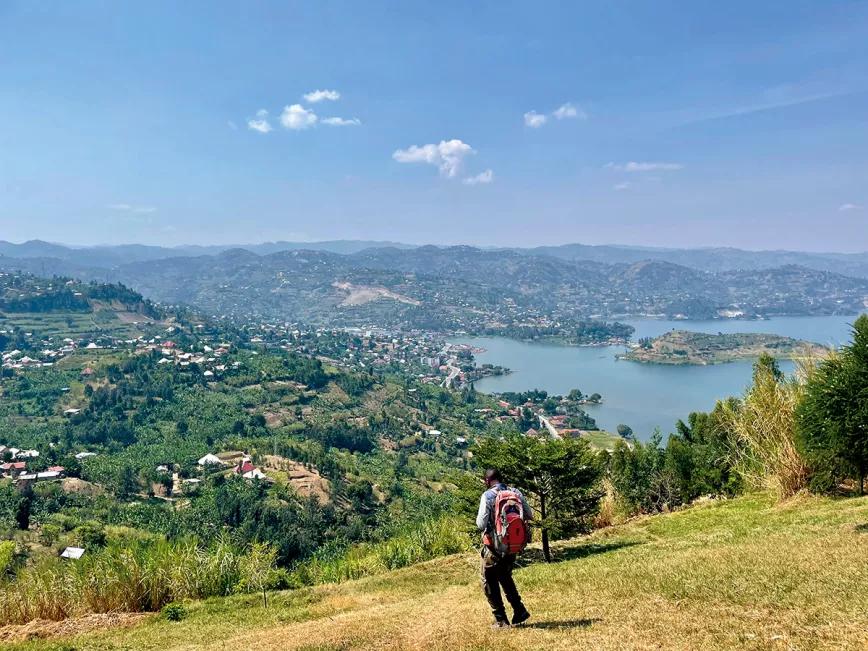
[476,468,533,628]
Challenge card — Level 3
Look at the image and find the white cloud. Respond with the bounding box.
[303,89,341,103]
[524,111,548,128]
[839,203,859,212]
[463,169,494,185]
[322,116,361,126]
[108,203,156,214]
[247,109,273,133]
[392,139,475,178]
[553,102,587,120]
[606,161,684,172]
[280,104,318,130]
[613,182,631,191]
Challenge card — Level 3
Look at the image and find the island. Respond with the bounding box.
[621,330,828,365]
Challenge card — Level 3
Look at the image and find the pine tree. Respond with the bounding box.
[797,314,868,494]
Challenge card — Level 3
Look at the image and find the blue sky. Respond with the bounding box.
[2,1,868,251]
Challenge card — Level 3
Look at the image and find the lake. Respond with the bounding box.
[454,315,861,440]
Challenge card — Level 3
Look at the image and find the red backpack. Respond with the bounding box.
[490,488,529,555]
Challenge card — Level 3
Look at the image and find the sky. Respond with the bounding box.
[2,1,868,252]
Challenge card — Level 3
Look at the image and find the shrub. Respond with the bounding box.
[609,432,671,516]
[0,541,17,578]
[719,355,808,500]
[161,601,187,621]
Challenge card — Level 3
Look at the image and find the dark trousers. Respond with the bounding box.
[480,546,524,622]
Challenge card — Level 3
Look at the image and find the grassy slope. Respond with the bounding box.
[9,493,868,651]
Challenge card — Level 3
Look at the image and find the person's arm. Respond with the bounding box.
[476,492,490,532]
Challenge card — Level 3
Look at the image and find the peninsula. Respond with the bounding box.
[622,330,828,365]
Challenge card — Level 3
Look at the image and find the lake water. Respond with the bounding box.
[454,315,861,441]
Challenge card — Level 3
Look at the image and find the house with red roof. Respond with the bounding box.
[1,461,27,477]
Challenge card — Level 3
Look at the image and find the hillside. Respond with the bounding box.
[4,493,867,650]
[623,331,829,365]
[0,272,163,345]
[2,246,867,330]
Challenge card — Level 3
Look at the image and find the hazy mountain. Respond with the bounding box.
[90,247,868,325]
[0,239,416,268]
[523,244,868,278]
[1,244,866,327]
[3,239,868,279]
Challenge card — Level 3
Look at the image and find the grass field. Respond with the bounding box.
[4,493,867,650]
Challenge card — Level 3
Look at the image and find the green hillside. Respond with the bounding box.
[4,493,866,650]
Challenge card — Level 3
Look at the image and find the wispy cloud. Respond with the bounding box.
[247,109,273,133]
[525,102,587,127]
[108,203,157,214]
[839,203,860,212]
[523,111,548,128]
[321,116,361,126]
[613,182,631,191]
[303,89,341,103]
[280,104,318,130]
[605,161,684,172]
[393,139,475,178]
[463,169,494,185]
[553,102,587,120]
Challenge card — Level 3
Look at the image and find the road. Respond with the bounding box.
[538,414,562,440]
[441,361,461,388]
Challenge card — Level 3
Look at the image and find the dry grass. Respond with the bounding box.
[721,361,809,499]
[7,493,868,651]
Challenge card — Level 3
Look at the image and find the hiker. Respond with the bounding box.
[476,468,533,628]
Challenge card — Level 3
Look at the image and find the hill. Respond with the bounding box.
[4,493,866,649]
[2,246,867,332]
[0,272,163,344]
[5,239,868,279]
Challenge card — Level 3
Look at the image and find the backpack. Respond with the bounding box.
[490,488,529,555]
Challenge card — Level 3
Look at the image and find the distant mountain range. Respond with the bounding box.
[3,239,868,278]
[1,240,866,328]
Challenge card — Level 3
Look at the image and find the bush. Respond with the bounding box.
[0,540,17,578]
[161,601,187,621]
[719,355,808,499]
[609,432,670,516]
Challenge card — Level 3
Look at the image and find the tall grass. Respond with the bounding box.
[289,516,473,587]
[720,357,809,499]
[0,518,472,625]
[0,537,270,625]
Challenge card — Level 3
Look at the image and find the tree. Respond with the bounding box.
[608,431,671,515]
[15,485,32,531]
[797,315,868,495]
[473,435,603,562]
[616,424,634,439]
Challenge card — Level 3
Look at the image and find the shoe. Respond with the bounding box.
[491,620,511,629]
[511,608,531,626]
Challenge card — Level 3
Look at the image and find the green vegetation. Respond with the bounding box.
[474,436,602,561]
[626,330,827,365]
[4,494,866,650]
[797,314,868,494]
[2,275,867,648]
